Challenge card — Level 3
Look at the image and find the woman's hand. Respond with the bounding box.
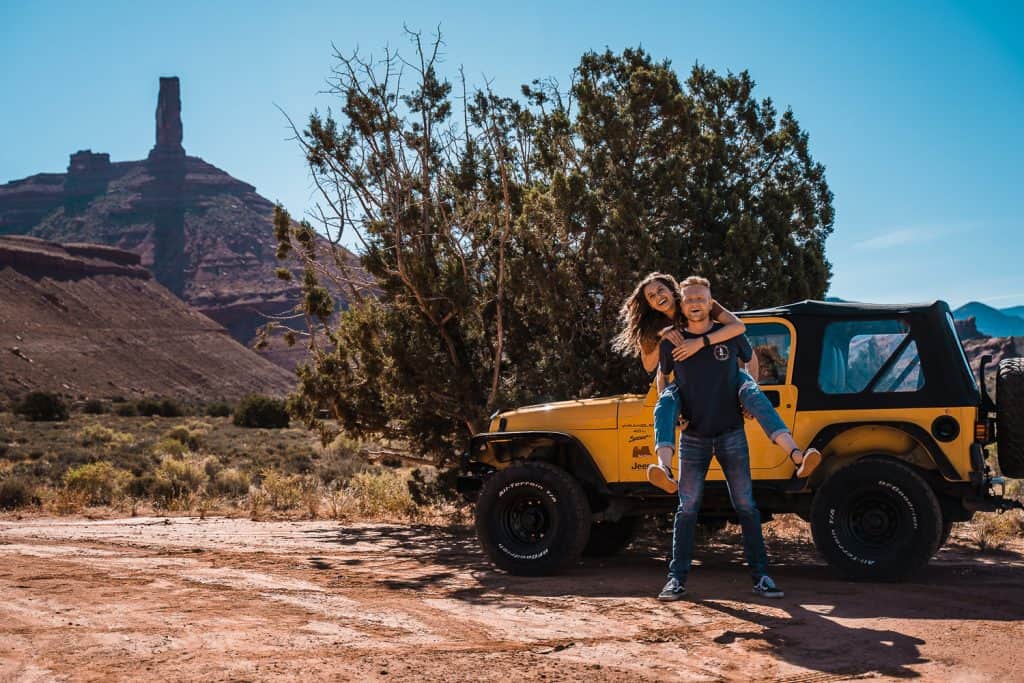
[659,326,686,347]
[671,337,703,362]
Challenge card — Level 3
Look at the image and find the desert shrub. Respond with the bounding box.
[407,466,461,507]
[152,457,208,508]
[158,399,184,418]
[126,474,155,499]
[0,476,36,509]
[205,402,232,418]
[210,467,250,497]
[14,392,69,422]
[259,470,303,510]
[347,470,415,518]
[82,399,106,415]
[64,461,131,504]
[77,424,134,448]
[135,398,162,417]
[299,476,322,518]
[163,425,202,450]
[973,512,1022,552]
[233,395,290,429]
[50,486,88,515]
[151,438,190,458]
[115,402,138,417]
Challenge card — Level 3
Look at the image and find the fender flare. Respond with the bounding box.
[807,421,961,481]
[468,431,610,496]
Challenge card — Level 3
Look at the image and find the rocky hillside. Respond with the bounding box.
[0,236,295,402]
[0,77,363,370]
[957,317,1022,398]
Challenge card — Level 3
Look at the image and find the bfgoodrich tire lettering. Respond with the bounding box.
[997,358,1024,478]
[474,461,591,575]
[811,457,942,581]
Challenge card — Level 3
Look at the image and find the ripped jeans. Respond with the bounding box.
[654,370,789,454]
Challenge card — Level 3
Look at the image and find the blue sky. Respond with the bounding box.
[2,1,1021,308]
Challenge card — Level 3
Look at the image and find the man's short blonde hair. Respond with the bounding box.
[679,275,711,290]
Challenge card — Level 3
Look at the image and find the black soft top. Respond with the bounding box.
[740,300,950,319]
[736,299,979,410]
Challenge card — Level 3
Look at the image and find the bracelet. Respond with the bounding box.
[702,335,711,347]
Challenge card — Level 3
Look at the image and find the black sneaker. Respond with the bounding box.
[658,577,686,601]
[752,575,784,599]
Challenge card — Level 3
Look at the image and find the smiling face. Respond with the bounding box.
[643,280,677,316]
[681,284,712,323]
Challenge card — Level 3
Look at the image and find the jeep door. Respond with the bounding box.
[708,318,798,480]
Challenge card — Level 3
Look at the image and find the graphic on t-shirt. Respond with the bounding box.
[713,344,730,361]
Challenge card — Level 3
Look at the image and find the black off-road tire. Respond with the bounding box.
[583,516,640,557]
[474,461,591,576]
[997,358,1024,478]
[811,457,943,581]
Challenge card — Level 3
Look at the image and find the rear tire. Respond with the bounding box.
[997,358,1024,478]
[474,461,591,575]
[583,516,640,557]
[811,457,942,581]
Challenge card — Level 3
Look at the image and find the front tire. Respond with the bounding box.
[811,457,942,581]
[474,461,591,575]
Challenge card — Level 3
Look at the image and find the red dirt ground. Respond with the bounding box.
[1,516,1022,682]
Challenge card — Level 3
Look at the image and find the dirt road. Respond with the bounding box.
[1,516,1022,682]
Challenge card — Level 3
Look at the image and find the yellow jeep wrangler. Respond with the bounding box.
[458,300,1024,581]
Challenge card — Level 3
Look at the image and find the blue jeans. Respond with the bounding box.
[668,426,769,583]
[654,370,788,453]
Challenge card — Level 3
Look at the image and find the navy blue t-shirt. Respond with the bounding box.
[659,323,753,437]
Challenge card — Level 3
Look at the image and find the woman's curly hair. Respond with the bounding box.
[611,272,683,357]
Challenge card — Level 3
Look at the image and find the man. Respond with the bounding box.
[656,276,784,601]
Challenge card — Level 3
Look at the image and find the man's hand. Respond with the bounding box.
[671,337,703,362]
[659,326,686,347]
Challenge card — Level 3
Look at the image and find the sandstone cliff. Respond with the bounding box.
[0,77,361,371]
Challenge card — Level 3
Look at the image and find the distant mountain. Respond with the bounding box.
[953,302,1024,337]
[1001,306,1024,320]
[0,77,365,371]
[0,236,294,401]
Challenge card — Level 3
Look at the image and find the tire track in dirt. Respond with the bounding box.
[3,516,1024,681]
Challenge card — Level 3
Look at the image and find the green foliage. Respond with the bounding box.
[346,470,415,518]
[63,462,131,504]
[0,476,36,509]
[135,398,184,418]
[163,425,202,450]
[151,437,190,458]
[82,399,106,415]
[152,457,208,508]
[115,402,138,417]
[205,402,232,418]
[210,467,250,497]
[259,470,303,510]
[278,36,834,460]
[14,392,69,422]
[77,424,134,448]
[233,395,290,429]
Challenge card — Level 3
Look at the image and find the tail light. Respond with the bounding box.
[974,421,990,443]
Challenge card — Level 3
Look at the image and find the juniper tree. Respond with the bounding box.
[275,35,833,459]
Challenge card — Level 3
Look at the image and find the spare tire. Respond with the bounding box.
[997,358,1024,478]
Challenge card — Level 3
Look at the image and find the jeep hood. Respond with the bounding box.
[493,395,641,432]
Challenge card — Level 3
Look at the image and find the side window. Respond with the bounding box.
[746,322,791,385]
[818,319,925,394]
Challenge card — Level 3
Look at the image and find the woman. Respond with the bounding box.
[612,272,820,491]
